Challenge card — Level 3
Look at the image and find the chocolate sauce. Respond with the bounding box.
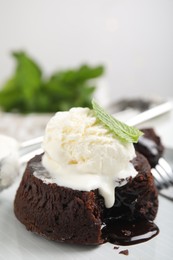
[102,218,159,246]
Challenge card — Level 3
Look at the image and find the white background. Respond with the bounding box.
[0,0,173,103]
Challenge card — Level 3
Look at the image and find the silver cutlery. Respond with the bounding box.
[151,148,173,201]
[151,157,173,190]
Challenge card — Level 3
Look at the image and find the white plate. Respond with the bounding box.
[1,152,173,260]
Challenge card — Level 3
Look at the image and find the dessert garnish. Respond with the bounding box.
[92,99,143,143]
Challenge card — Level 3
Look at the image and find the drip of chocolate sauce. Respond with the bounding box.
[102,218,159,246]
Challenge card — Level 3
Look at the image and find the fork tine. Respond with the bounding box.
[151,168,165,190]
[151,157,173,190]
[158,158,173,183]
[155,165,170,188]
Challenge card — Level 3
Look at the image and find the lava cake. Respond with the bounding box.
[14,104,159,245]
[14,152,158,245]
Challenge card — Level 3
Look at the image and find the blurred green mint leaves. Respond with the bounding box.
[0,51,104,113]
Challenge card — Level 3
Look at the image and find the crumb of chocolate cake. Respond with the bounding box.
[113,246,119,249]
[119,249,129,255]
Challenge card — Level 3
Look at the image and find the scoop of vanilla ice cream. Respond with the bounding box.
[42,107,137,208]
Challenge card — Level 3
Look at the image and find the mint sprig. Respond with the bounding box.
[0,51,104,113]
[92,100,143,143]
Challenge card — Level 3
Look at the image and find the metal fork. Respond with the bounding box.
[151,148,173,200]
[151,158,173,189]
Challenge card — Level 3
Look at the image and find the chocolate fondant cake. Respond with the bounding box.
[14,105,160,246]
[14,152,158,245]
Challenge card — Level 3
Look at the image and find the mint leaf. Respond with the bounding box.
[13,51,42,111]
[0,51,42,113]
[44,65,103,111]
[92,100,143,143]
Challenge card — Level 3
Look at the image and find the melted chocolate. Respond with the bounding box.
[102,218,159,246]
